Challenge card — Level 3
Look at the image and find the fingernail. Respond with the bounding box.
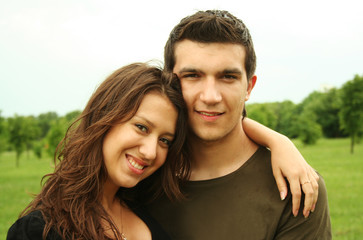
[311,204,316,212]
[280,191,286,200]
[304,211,310,218]
[293,210,298,217]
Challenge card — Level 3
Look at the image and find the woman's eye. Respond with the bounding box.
[136,124,148,133]
[159,137,172,147]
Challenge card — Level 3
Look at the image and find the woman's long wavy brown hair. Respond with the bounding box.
[20,62,190,239]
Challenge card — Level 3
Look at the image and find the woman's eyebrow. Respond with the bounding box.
[134,115,175,137]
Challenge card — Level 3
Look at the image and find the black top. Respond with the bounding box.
[7,207,171,240]
[7,211,61,240]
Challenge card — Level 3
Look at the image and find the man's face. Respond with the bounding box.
[173,40,256,142]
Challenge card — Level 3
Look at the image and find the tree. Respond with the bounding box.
[46,118,69,157]
[315,88,344,138]
[64,110,81,122]
[273,101,297,138]
[298,89,344,138]
[7,115,41,166]
[23,116,41,158]
[0,111,8,155]
[33,140,44,159]
[8,115,27,167]
[296,111,322,145]
[37,112,58,139]
[246,103,277,129]
[291,93,323,145]
[339,74,363,153]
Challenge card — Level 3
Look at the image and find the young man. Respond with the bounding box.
[147,10,331,239]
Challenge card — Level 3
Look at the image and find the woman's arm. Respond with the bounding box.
[243,118,319,218]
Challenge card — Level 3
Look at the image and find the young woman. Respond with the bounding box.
[7,63,188,239]
[7,62,318,240]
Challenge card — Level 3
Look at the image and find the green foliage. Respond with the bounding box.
[37,112,58,139]
[46,118,69,157]
[299,89,344,138]
[8,116,27,167]
[33,141,44,159]
[64,110,81,122]
[317,88,344,138]
[296,112,322,145]
[246,103,278,129]
[339,74,363,153]
[247,101,301,139]
[273,100,297,138]
[289,92,326,145]
[0,111,8,154]
[0,110,80,162]
[23,116,41,158]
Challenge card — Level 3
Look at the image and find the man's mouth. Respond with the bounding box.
[197,111,223,116]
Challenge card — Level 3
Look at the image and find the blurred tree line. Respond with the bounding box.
[0,75,362,167]
[246,74,363,152]
[0,110,81,167]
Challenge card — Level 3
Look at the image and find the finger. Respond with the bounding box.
[272,168,288,200]
[289,178,302,217]
[308,169,319,212]
[301,179,314,218]
[311,168,320,182]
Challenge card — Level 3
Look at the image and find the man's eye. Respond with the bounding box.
[224,75,237,80]
[159,137,172,147]
[136,124,148,133]
[183,73,199,78]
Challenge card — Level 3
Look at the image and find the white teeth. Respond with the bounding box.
[200,112,219,116]
[128,159,144,170]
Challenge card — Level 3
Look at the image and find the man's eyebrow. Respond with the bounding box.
[221,68,243,75]
[178,67,243,75]
[178,67,202,74]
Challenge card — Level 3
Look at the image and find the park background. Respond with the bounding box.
[1,0,363,239]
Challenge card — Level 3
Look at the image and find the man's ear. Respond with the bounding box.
[245,75,257,101]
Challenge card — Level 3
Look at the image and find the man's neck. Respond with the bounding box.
[188,124,258,181]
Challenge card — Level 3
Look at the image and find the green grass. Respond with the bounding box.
[0,151,54,239]
[1,138,362,239]
[294,138,363,239]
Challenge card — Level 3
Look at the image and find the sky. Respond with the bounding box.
[1,0,362,117]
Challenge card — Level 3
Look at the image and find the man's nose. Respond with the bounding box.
[199,78,222,105]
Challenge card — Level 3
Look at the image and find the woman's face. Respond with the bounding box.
[102,92,178,189]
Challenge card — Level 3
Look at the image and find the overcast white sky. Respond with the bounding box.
[1,0,362,117]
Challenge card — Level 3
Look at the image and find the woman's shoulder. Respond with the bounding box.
[7,210,45,240]
[7,210,61,240]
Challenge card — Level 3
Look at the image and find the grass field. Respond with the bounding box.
[1,138,362,239]
[294,138,363,239]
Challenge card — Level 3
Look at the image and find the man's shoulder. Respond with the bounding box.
[251,145,271,159]
[242,146,272,172]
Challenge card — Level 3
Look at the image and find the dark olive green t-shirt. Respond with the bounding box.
[147,147,331,240]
